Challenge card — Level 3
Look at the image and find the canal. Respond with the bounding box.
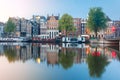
[0,42,120,80]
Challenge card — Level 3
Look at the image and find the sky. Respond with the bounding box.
[0,0,120,22]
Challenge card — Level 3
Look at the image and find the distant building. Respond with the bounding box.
[80,19,87,35]
[39,16,47,34]
[109,20,120,38]
[9,17,32,37]
[73,18,81,36]
[20,18,28,37]
[31,15,40,36]
[26,20,32,37]
[47,14,59,39]
[113,20,120,37]
[31,21,40,37]
[103,20,113,39]
[113,20,120,27]
[39,16,49,39]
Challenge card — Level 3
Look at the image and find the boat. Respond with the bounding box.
[62,37,85,43]
[0,37,30,42]
[62,43,89,48]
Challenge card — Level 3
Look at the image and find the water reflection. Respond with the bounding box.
[87,48,109,77]
[59,48,75,69]
[4,46,17,63]
[0,42,120,79]
[87,43,120,78]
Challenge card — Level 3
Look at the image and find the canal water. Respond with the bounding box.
[0,42,120,80]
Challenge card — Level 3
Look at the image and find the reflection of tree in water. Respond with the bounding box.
[112,51,120,61]
[4,46,16,63]
[59,49,75,69]
[87,47,109,78]
[116,52,120,61]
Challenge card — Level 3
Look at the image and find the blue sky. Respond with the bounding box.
[0,0,120,22]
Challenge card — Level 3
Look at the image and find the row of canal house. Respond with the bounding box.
[4,15,88,40]
[1,15,120,40]
[86,17,120,39]
[102,20,120,39]
[8,15,60,39]
[3,15,116,39]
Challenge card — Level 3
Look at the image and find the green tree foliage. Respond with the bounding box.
[87,50,109,77]
[87,7,107,38]
[116,50,120,61]
[59,13,75,36]
[59,49,75,69]
[4,18,16,33]
[4,46,16,63]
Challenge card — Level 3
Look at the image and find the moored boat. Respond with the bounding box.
[62,37,85,43]
[0,37,30,42]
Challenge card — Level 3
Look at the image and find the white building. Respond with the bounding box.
[46,29,59,39]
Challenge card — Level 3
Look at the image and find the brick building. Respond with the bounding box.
[47,14,59,39]
[73,18,81,36]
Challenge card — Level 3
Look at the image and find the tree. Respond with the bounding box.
[87,7,107,38]
[4,18,16,37]
[59,49,75,69]
[59,13,75,36]
[4,46,17,63]
[86,46,109,78]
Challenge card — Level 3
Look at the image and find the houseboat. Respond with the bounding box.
[0,37,30,42]
[62,36,85,43]
[62,43,89,48]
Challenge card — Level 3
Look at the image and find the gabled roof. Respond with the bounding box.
[47,16,59,20]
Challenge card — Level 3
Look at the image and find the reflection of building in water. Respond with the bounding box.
[19,44,32,62]
[61,43,88,63]
[47,45,59,66]
[32,44,40,59]
[32,43,60,65]
[0,43,32,62]
[73,48,82,63]
[60,47,83,64]
[88,45,118,61]
[81,46,87,62]
[40,44,48,62]
[104,48,112,59]
[20,46,27,62]
[0,43,88,64]
[47,52,59,65]
[0,45,4,55]
[0,43,119,64]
